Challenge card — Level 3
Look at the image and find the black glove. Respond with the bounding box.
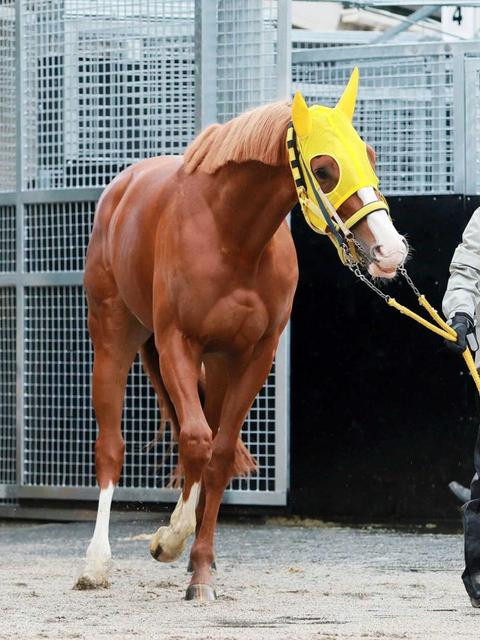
[445,312,478,354]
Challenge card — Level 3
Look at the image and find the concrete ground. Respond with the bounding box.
[0,516,477,639]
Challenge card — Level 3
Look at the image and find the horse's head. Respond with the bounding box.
[291,67,408,278]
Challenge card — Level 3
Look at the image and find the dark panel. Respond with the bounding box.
[290,195,480,519]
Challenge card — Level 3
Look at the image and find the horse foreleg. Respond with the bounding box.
[149,331,212,564]
[187,337,278,600]
[75,301,149,590]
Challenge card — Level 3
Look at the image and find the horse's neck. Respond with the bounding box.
[206,161,297,260]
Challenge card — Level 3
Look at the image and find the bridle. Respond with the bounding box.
[286,122,389,267]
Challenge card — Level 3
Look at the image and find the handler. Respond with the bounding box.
[443,206,480,607]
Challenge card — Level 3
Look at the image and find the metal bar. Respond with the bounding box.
[20,272,85,286]
[292,40,480,64]
[277,0,292,99]
[0,193,16,206]
[454,50,467,194]
[371,4,441,44]
[356,0,480,5]
[0,272,84,287]
[15,0,24,494]
[275,325,290,499]
[20,188,103,204]
[194,0,217,131]
[16,485,287,505]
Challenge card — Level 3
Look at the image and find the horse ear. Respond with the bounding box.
[335,66,359,121]
[292,91,312,137]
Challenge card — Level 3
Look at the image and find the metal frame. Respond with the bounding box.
[465,56,480,195]
[292,39,480,196]
[0,0,290,508]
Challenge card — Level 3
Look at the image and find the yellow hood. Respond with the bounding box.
[292,67,379,210]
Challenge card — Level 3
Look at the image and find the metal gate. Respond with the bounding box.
[0,0,291,506]
[292,40,480,196]
[465,56,480,196]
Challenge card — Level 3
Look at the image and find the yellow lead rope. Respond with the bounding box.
[387,292,480,395]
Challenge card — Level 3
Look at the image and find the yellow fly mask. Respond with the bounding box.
[287,67,389,263]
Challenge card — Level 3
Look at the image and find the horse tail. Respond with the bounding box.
[140,336,256,483]
[231,437,257,478]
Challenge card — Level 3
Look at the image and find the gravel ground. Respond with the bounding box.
[0,516,477,639]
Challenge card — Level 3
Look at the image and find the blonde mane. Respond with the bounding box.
[184,102,292,174]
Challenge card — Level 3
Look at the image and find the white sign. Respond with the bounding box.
[441,6,480,40]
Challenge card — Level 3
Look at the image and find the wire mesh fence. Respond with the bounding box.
[292,46,456,195]
[0,0,288,506]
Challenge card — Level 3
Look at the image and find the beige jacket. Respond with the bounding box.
[443,207,480,322]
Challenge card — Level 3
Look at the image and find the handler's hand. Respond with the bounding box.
[445,312,479,354]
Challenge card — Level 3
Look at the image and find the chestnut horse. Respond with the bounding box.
[76,79,408,598]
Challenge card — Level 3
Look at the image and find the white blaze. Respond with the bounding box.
[357,187,407,273]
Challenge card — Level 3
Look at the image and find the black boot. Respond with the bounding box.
[462,498,480,607]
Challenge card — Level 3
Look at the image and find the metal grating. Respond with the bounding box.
[474,69,480,195]
[466,60,480,195]
[0,3,16,192]
[23,287,96,487]
[0,288,16,485]
[22,0,195,190]
[216,0,278,123]
[0,206,16,273]
[1,1,286,506]
[23,286,279,495]
[292,53,455,195]
[24,202,96,272]
[229,367,277,493]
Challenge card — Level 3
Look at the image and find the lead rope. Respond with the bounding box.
[344,249,480,395]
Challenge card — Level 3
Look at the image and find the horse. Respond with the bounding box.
[75,68,408,599]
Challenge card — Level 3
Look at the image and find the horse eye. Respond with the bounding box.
[315,168,328,180]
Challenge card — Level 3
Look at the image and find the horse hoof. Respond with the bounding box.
[150,526,186,563]
[187,559,217,573]
[73,574,110,590]
[471,597,480,608]
[185,583,217,602]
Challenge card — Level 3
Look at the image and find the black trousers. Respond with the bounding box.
[463,425,480,600]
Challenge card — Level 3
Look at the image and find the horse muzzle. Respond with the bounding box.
[368,236,409,279]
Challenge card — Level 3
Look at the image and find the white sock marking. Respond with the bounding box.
[150,482,201,562]
[82,482,114,581]
[169,482,200,540]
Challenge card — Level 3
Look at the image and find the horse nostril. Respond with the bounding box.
[371,244,384,260]
[401,237,409,253]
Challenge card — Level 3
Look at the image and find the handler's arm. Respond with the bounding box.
[443,207,480,321]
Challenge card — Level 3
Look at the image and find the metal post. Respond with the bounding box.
[15,0,24,491]
[371,5,441,44]
[194,0,217,131]
[453,49,466,194]
[276,0,292,99]
[464,57,480,195]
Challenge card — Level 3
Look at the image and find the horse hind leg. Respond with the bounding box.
[140,335,180,450]
[74,295,149,590]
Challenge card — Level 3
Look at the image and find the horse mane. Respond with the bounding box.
[183,101,292,174]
